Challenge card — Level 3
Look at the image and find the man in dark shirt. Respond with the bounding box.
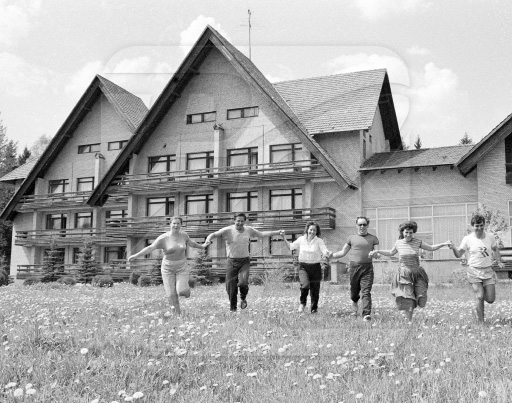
[331,216,379,320]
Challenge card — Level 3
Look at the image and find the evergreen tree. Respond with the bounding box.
[41,239,65,282]
[459,132,474,145]
[76,238,102,283]
[414,135,422,149]
[150,255,163,285]
[400,135,409,150]
[472,204,509,248]
[18,147,31,165]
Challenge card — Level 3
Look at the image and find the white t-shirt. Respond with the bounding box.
[459,232,496,268]
[290,235,328,264]
[217,225,262,258]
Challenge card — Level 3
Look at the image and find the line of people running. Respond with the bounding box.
[127,212,505,324]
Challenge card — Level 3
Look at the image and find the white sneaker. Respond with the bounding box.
[363,315,371,321]
[298,304,305,313]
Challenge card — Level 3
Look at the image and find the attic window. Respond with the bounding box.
[187,111,216,124]
[108,140,128,151]
[506,134,512,184]
[227,106,259,120]
[78,143,100,154]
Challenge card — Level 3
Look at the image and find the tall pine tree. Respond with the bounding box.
[41,239,65,282]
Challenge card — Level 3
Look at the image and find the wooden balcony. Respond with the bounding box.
[105,207,336,238]
[107,160,330,194]
[16,191,127,212]
[14,228,124,247]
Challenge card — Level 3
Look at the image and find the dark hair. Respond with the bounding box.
[170,216,183,224]
[398,220,418,239]
[234,213,247,221]
[471,214,486,226]
[356,216,370,225]
[303,221,321,237]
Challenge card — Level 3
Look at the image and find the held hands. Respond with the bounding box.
[202,240,211,248]
[127,255,135,262]
[497,261,506,270]
[368,251,380,259]
[445,240,454,249]
[278,229,286,238]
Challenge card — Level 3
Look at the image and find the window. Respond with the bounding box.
[186,151,214,177]
[73,247,81,264]
[270,188,303,211]
[185,194,213,215]
[363,139,367,160]
[270,233,299,255]
[270,143,302,163]
[75,212,93,229]
[364,203,478,259]
[48,179,68,194]
[106,210,127,219]
[147,197,175,217]
[44,248,65,264]
[227,191,258,213]
[104,246,126,263]
[506,134,512,184]
[227,106,259,120]
[46,214,67,230]
[187,111,216,124]
[227,147,258,170]
[78,143,100,154]
[148,155,176,174]
[77,177,94,192]
[108,140,128,151]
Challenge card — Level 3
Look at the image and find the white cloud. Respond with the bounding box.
[0,51,48,96]
[64,60,104,95]
[401,62,468,147]
[352,0,432,20]
[0,0,41,47]
[180,15,230,55]
[329,53,410,86]
[407,45,431,56]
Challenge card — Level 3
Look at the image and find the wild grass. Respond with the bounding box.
[1,280,512,402]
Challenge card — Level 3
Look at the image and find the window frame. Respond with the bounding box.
[48,179,69,194]
[227,191,258,214]
[227,147,258,169]
[146,197,175,217]
[227,106,259,120]
[46,213,67,230]
[186,111,217,124]
[78,143,100,154]
[75,212,93,229]
[148,154,176,174]
[185,194,213,215]
[104,246,126,263]
[108,140,128,151]
[76,177,95,192]
[269,188,303,211]
[270,143,302,163]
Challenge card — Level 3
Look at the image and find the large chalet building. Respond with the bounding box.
[2,26,512,278]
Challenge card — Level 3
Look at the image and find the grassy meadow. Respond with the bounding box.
[1,279,512,402]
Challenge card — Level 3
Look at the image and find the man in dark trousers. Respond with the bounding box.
[330,216,379,320]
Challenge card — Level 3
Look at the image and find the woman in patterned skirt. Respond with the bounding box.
[370,221,451,321]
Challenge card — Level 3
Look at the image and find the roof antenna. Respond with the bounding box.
[248,9,252,60]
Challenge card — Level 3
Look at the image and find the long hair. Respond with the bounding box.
[398,220,417,239]
[303,221,321,237]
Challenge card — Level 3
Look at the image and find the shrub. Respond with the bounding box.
[150,256,163,286]
[449,266,469,287]
[57,276,77,286]
[129,271,142,285]
[192,249,217,286]
[249,274,264,286]
[137,275,151,287]
[23,278,40,286]
[92,275,114,288]
[41,239,65,283]
[381,265,396,284]
[0,268,8,287]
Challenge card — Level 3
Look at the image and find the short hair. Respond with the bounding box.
[170,216,183,224]
[398,220,418,239]
[471,214,486,226]
[234,213,247,221]
[303,221,321,237]
[356,216,370,225]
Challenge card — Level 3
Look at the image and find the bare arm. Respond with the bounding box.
[492,245,505,269]
[421,241,451,252]
[252,228,283,238]
[127,243,157,261]
[331,244,351,259]
[186,237,207,249]
[205,229,223,245]
[371,246,398,257]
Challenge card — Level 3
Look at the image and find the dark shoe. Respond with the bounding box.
[311,309,318,314]
[241,299,248,309]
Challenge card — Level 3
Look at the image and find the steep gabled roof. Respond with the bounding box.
[457,112,512,175]
[88,26,358,207]
[0,156,40,184]
[0,76,147,221]
[275,69,385,133]
[360,145,473,171]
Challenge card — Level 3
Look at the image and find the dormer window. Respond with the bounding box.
[227,106,259,120]
[505,134,512,184]
[78,143,100,154]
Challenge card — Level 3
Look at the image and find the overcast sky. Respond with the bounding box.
[2,0,512,150]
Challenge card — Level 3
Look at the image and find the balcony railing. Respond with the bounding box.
[16,191,127,211]
[14,228,124,246]
[105,207,336,238]
[108,159,329,194]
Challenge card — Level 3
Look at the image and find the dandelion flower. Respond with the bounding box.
[13,388,24,397]
[91,399,99,403]
[5,382,16,389]
[478,391,487,398]
[25,383,33,390]
[132,391,144,399]
[226,373,233,377]
[320,384,327,389]
[356,393,363,399]
[80,348,89,355]
[247,372,257,377]
[26,389,36,395]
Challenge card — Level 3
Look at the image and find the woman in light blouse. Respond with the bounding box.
[282,221,330,313]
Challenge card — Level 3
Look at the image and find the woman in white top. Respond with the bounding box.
[450,214,505,323]
[282,221,330,313]
[127,216,207,316]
